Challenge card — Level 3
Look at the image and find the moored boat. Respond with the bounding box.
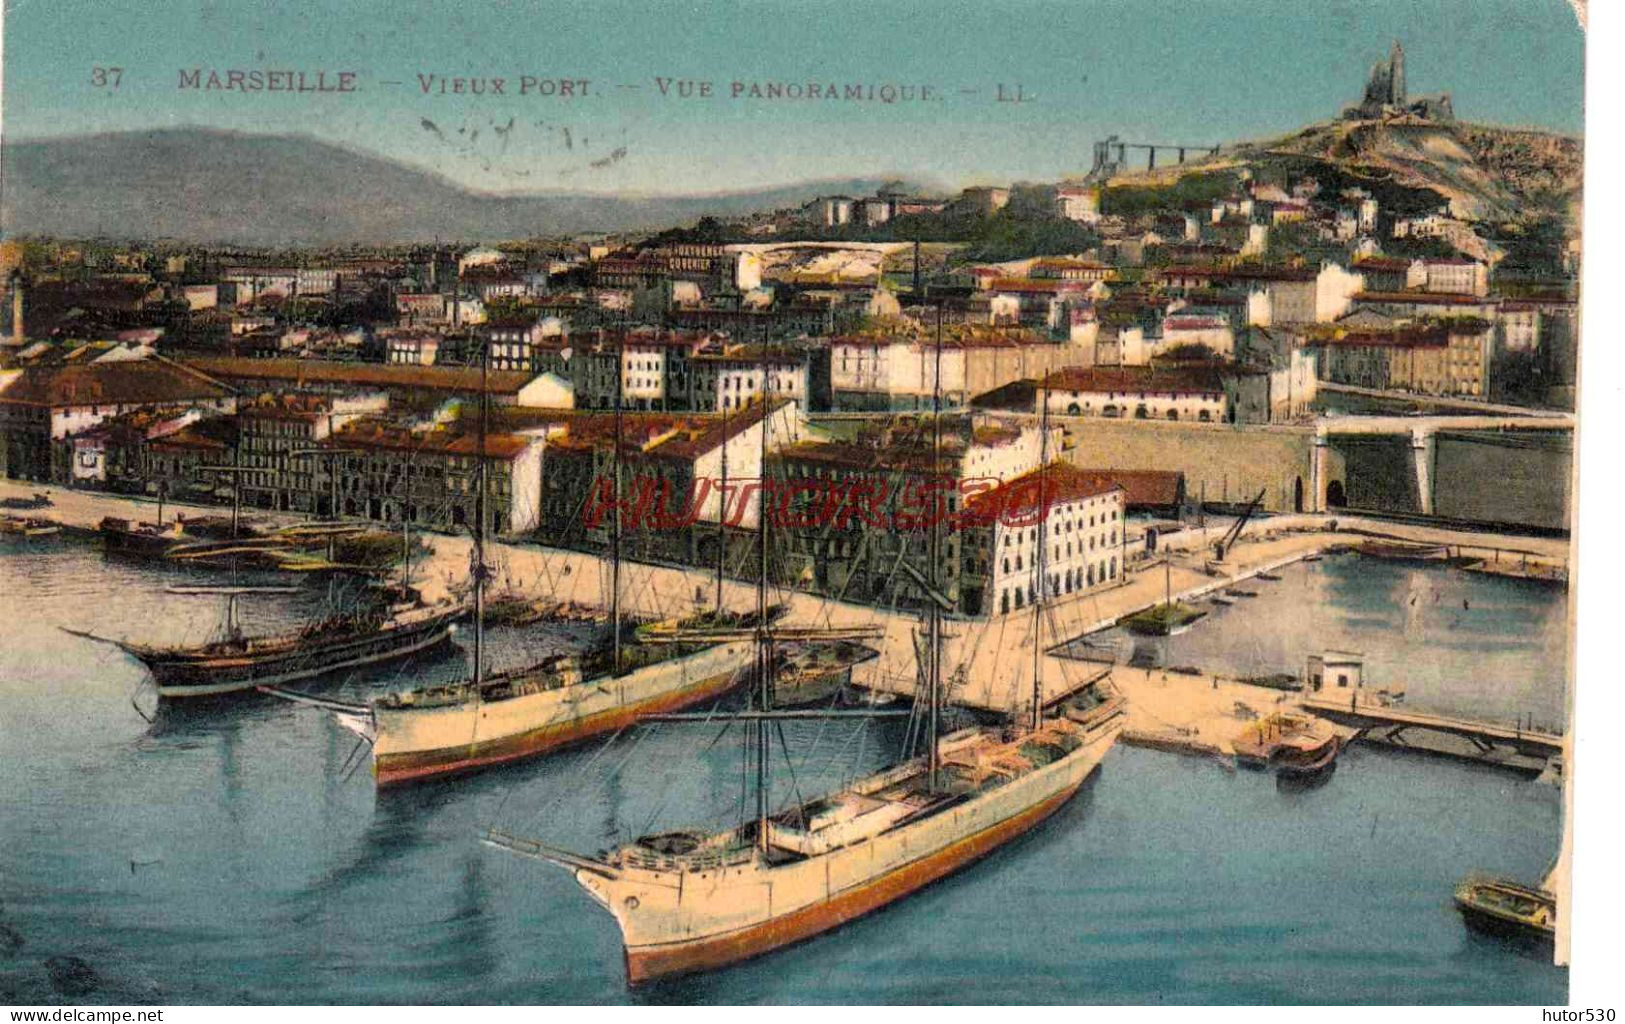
[99,516,188,558]
[1454,876,1556,945]
[320,351,835,787]
[1,515,60,539]
[1232,712,1342,776]
[355,635,758,785]
[1359,540,1451,562]
[1123,556,1206,635]
[72,589,466,698]
[486,697,1123,985]
[1123,602,1207,636]
[0,491,52,510]
[485,336,1124,984]
[769,639,880,708]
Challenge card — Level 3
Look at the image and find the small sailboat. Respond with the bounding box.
[485,321,1124,984]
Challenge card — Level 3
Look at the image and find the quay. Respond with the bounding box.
[1107,666,1353,762]
[2,479,1571,722]
[1301,693,1563,771]
[1104,669,1563,778]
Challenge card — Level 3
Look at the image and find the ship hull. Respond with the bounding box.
[100,524,179,559]
[372,641,754,786]
[623,778,1083,985]
[138,611,462,698]
[578,720,1120,986]
[771,666,851,709]
[1454,899,1556,944]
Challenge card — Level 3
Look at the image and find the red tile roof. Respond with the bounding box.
[184,356,534,395]
[1303,324,1452,348]
[963,462,1122,518]
[327,419,537,460]
[1351,257,1414,273]
[1161,264,1318,283]
[148,419,236,453]
[1352,291,1489,306]
[1074,468,1183,507]
[986,278,1090,295]
[0,358,232,408]
[546,397,790,463]
[1038,366,1226,395]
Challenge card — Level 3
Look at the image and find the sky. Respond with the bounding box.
[0,0,1586,196]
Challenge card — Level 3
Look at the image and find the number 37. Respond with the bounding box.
[91,67,123,89]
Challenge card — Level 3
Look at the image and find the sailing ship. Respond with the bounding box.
[313,343,855,786]
[484,311,1125,985]
[69,579,465,699]
[78,461,461,698]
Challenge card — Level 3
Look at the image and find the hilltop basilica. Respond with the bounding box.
[1344,41,1455,121]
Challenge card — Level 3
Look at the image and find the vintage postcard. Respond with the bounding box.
[0,0,1590,1010]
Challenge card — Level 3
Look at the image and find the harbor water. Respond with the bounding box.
[0,541,1567,1004]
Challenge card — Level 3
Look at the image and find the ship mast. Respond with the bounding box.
[715,390,727,616]
[611,329,624,673]
[472,342,490,689]
[1030,365,1052,733]
[754,337,773,852]
[927,306,944,789]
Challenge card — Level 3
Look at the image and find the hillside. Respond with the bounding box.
[1106,118,1582,226]
[0,127,902,246]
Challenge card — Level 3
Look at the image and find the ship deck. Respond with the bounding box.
[614,716,1107,872]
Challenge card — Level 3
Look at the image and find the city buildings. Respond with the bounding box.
[0,358,237,482]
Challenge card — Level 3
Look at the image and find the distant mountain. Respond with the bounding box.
[0,127,911,245]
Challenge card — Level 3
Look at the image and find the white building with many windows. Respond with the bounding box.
[961,462,1126,617]
[1037,366,1229,422]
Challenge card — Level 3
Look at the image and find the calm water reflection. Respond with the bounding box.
[0,541,1567,1003]
[1091,550,1569,730]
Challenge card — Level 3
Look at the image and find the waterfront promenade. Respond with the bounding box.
[2,479,1572,715]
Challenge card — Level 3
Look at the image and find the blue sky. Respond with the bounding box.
[1,0,1585,195]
